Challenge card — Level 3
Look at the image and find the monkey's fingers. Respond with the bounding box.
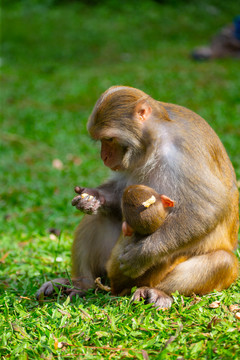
[119,252,148,278]
[71,195,82,206]
[77,198,101,213]
[71,195,101,214]
[74,186,85,194]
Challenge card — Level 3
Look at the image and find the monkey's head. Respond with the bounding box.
[87,86,154,172]
[121,185,175,236]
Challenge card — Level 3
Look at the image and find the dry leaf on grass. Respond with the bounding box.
[235,312,240,320]
[67,154,82,166]
[209,301,221,309]
[58,309,71,318]
[0,252,9,263]
[52,159,64,170]
[229,304,240,312]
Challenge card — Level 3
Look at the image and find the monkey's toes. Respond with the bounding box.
[36,281,55,299]
[36,278,70,299]
[65,289,86,300]
[132,286,173,309]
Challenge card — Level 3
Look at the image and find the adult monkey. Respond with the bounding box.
[37,86,239,308]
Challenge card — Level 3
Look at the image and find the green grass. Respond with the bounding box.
[1,1,240,358]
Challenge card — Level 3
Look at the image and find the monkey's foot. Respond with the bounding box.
[132,286,173,309]
[36,278,87,300]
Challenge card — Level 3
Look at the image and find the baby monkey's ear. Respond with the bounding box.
[122,221,134,237]
[160,195,175,208]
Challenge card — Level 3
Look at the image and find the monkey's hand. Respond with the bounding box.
[118,238,152,278]
[71,186,105,214]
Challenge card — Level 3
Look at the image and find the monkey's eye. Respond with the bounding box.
[105,138,114,142]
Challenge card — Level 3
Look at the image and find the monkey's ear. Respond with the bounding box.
[160,195,175,208]
[122,221,134,237]
[135,101,152,122]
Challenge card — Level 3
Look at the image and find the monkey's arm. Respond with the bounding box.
[117,213,212,278]
[118,172,228,278]
[71,178,125,218]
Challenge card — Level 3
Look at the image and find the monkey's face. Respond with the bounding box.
[87,86,153,172]
[99,135,144,171]
[100,138,127,171]
[88,117,146,172]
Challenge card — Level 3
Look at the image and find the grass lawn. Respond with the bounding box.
[1,0,240,358]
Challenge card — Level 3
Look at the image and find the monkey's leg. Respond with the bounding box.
[36,214,121,300]
[132,250,238,308]
[72,214,122,280]
[158,250,239,296]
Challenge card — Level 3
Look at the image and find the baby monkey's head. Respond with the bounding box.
[121,184,175,236]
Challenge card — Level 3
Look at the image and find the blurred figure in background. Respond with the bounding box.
[192,16,240,60]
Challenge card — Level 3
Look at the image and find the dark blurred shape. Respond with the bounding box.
[4,214,11,221]
[48,228,61,236]
[192,16,240,60]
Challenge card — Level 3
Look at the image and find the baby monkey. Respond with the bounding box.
[106,184,175,297]
[121,184,175,237]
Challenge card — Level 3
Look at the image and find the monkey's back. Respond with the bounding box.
[154,101,239,250]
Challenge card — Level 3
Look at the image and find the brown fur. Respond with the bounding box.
[37,86,239,308]
[121,184,174,235]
